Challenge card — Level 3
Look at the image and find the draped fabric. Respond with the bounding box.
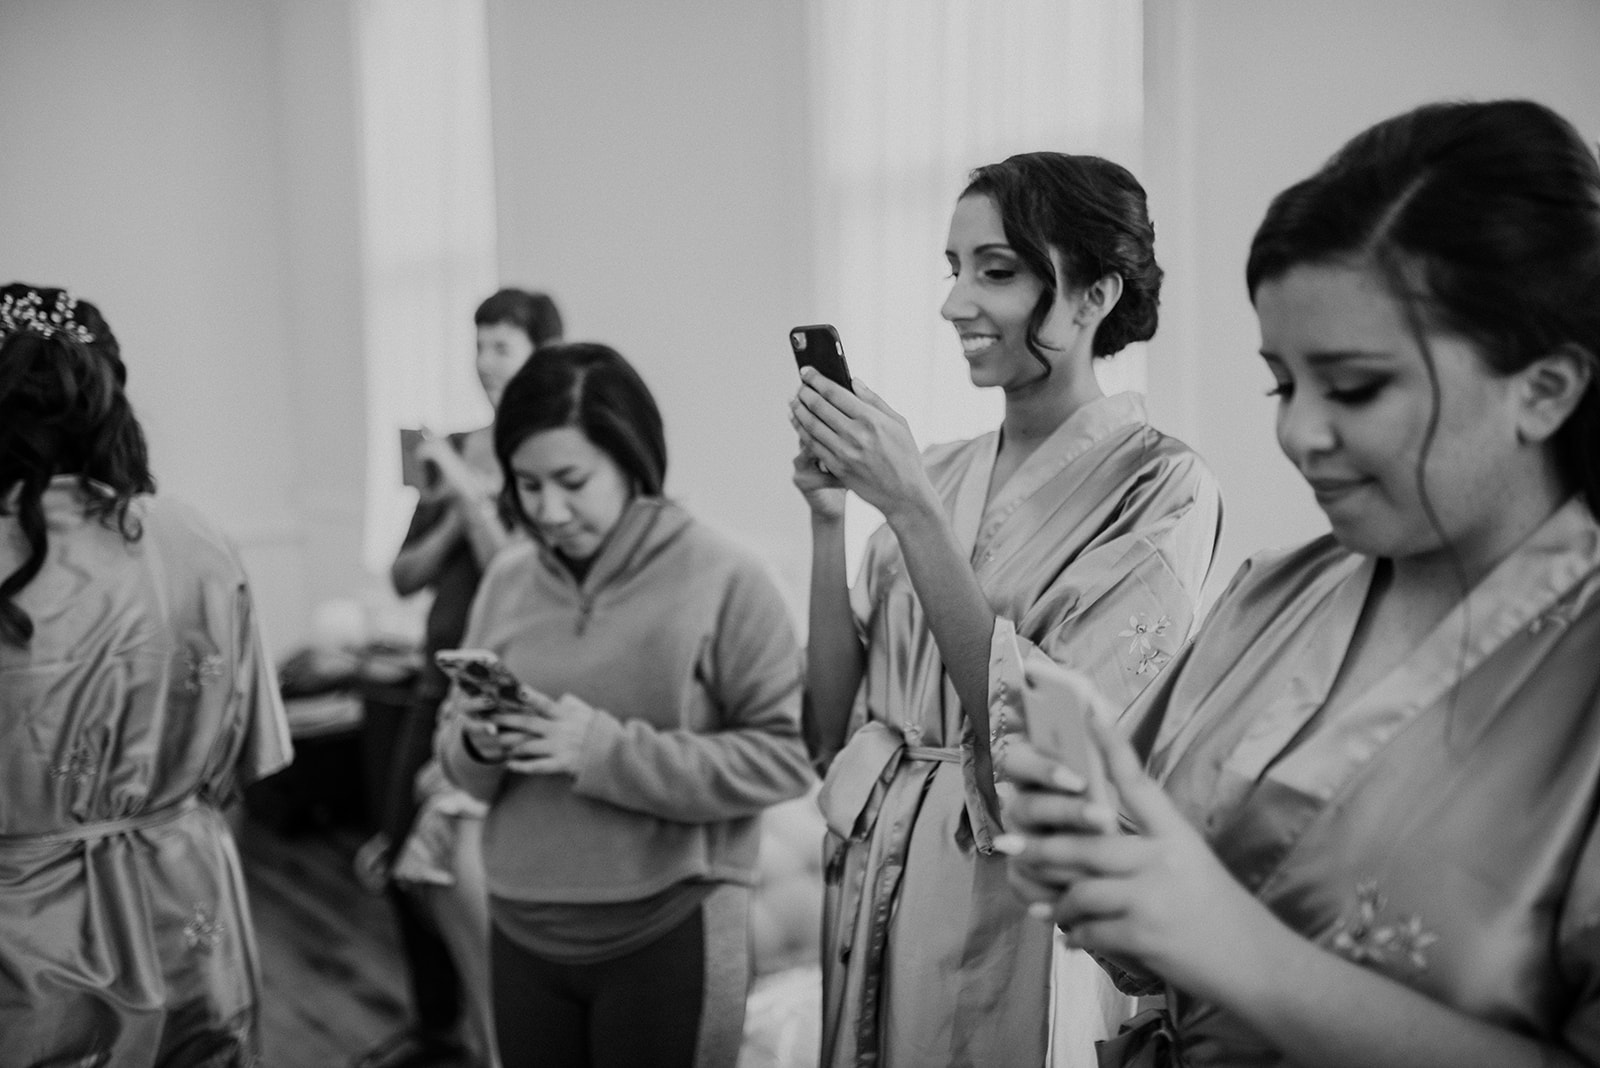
[0,480,290,1067]
[1104,498,1600,1066]
[818,393,1221,1068]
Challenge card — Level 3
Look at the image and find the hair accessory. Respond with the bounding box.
[0,288,96,345]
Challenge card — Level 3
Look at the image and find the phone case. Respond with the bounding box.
[1019,657,1112,813]
[435,649,527,710]
[789,323,854,392]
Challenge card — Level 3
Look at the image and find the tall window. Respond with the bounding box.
[356,0,498,570]
[806,0,1145,568]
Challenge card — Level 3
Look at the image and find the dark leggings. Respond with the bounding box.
[490,885,749,1068]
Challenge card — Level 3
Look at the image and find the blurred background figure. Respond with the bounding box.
[437,341,814,1068]
[356,288,563,1068]
[0,283,291,1066]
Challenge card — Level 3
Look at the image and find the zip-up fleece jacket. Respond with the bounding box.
[440,497,814,903]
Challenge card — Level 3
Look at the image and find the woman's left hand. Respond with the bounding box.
[789,369,934,520]
[1001,716,1276,1000]
[492,691,599,776]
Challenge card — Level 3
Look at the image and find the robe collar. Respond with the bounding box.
[951,391,1148,562]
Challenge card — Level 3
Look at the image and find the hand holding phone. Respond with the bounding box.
[789,324,854,393]
[1020,660,1115,820]
[400,427,436,489]
[435,649,532,715]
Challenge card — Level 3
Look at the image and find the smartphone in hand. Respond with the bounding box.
[789,324,854,393]
[1021,659,1114,820]
[399,427,435,489]
[435,648,529,714]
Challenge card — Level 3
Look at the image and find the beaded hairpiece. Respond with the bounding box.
[0,288,96,345]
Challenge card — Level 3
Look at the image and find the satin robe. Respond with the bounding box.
[818,393,1222,1068]
[1103,498,1600,1066]
[0,482,290,1067]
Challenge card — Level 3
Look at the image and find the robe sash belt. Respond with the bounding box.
[0,795,201,850]
[819,720,965,1066]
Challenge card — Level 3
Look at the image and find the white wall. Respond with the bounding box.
[0,0,369,654]
[485,0,816,613]
[1143,0,1600,588]
[10,0,1600,644]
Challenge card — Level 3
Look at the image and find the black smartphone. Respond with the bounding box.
[789,323,854,393]
[435,648,528,714]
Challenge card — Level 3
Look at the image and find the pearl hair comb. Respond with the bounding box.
[0,288,96,345]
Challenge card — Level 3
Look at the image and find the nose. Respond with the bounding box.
[941,275,975,323]
[534,487,572,525]
[1275,391,1338,467]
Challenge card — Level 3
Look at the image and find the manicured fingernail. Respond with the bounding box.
[1028,901,1053,921]
[992,833,1025,856]
[1051,767,1086,793]
[1083,803,1115,831]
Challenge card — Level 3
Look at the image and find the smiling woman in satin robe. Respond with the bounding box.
[789,152,1223,1068]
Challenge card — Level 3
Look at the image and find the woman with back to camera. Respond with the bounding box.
[789,153,1223,1067]
[437,341,815,1068]
[358,287,562,1068]
[0,284,291,1066]
[1002,99,1600,1067]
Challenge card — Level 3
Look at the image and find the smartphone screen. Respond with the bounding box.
[1021,659,1112,815]
[789,323,854,393]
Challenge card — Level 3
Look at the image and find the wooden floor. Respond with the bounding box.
[240,816,432,1068]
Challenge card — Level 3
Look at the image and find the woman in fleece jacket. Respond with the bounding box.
[438,341,814,1068]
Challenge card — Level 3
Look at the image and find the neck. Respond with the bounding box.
[1000,352,1105,451]
[1387,476,1569,608]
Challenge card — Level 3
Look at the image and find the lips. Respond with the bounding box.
[959,333,999,357]
[1305,476,1371,506]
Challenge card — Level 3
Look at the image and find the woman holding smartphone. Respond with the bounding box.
[438,342,814,1068]
[1003,100,1600,1068]
[359,287,562,1068]
[790,152,1223,1067]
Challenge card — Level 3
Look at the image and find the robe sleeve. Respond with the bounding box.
[232,579,292,785]
[1556,796,1600,1059]
[987,495,1218,800]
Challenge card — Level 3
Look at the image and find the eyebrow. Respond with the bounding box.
[946,242,1017,258]
[1259,348,1397,367]
[513,463,586,480]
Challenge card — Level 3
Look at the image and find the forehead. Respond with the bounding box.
[477,321,530,346]
[1253,263,1416,360]
[510,426,601,472]
[946,193,1008,250]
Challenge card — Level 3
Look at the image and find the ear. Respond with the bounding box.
[1074,272,1125,328]
[1515,343,1595,445]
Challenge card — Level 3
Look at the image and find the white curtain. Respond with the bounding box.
[356,0,498,571]
[806,0,1145,571]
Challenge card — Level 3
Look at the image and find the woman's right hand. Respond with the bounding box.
[416,429,492,505]
[791,445,847,521]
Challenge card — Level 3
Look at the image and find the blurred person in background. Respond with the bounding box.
[357,287,562,1068]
